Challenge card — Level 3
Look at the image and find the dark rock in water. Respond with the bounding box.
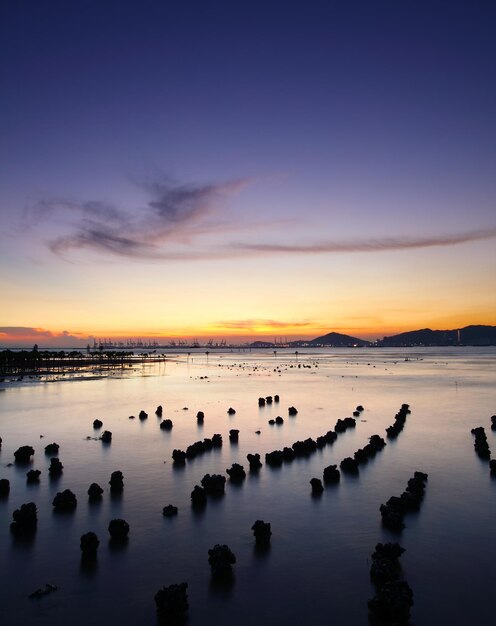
[212,433,223,447]
[340,457,359,473]
[11,502,37,534]
[323,464,340,484]
[280,447,294,462]
[324,430,338,444]
[275,416,284,425]
[229,429,239,442]
[28,583,57,599]
[108,518,129,540]
[369,434,387,451]
[52,489,77,511]
[274,395,280,402]
[252,520,271,545]
[226,463,246,481]
[353,410,360,417]
[14,445,34,463]
[316,435,326,448]
[172,449,187,464]
[155,582,189,622]
[44,442,59,455]
[370,542,405,585]
[109,470,124,491]
[93,419,103,429]
[310,478,324,494]
[197,411,205,423]
[258,397,266,407]
[380,503,405,531]
[201,473,226,495]
[191,485,207,507]
[155,405,163,417]
[80,532,99,559]
[292,438,317,457]
[0,478,11,496]
[203,438,213,450]
[128,415,135,419]
[490,459,496,474]
[88,482,104,500]
[335,417,356,433]
[163,504,178,517]
[160,419,173,430]
[48,457,63,476]
[288,406,298,416]
[186,441,206,458]
[265,396,273,404]
[208,544,236,576]
[247,453,262,470]
[26,469,41,483]
[368,580,414,623]
[100,430,112,443]
[255,430,261,434]
[268,419,275,425]
[265,450,283,466]
[139,410,148,420]
[354,448,369,464]
[356,405,364,412]
[227,407,236,416]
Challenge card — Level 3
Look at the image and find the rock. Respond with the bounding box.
[109,470,124,491]
[28,583,57,599]
[247,453,262,470]
[48,457,63,476]
[160,419,173,430]
[44,443,59,455]
[93,419,103,429]
[226,463,246,481]
[155,405,163,417]
[490,459,496,474]
[265,450,283,466]
[340,457,359,473]
[108,518,129,540]
[52,489,77,511]
[155,582,189,622]
[323,464,340,484]
[227,407,236,415]
[162,505,178,517]
[212,434,223,447]
[258,397,266,407]
[203,438,213,450]
[14,445,34,463]
[324,430,338,444]
[88,482,104,500]
[275,416,284,425]
[26,469,41,483]
[201,473,226,495]
[197,411,204,423]
[229,429,239,442]
[208,544,236,576]
[268,419,275,425]
[100,430,112,443]
[353,410,360,417]
[0,478,10,496]
[186,441,206,458]
[282,446,295,462]
[80,532,99,559]
[10,502,37,534]
[368,580,414,623]
[274,395,280,402]
[288,406,298,416]
[139,410,148,420]
[316,436,326,448]
[265,396,273,404]
[356,405,364,412]
[354,448,369,464]
[252,520,271,545]
[370,542,406,585]
[172,449,187,464]
[191,485,207,507]
[310,478,324,494]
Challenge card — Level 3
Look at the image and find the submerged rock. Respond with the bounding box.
[108,518,129,540]
[172,449,187,464]
[26,469,41,483]
[247,453,262,470]
[160,419,173,430]
[201,473,226,495]
[191,485,207,507]
[48,457,63,476]
[11,502,37,534]
[288,406,298,416]
[109,470,124,491]
[323,464,340,484]
[155,582,189,622]
[0,478,11,496]
[252,520,272,545]
[44,442,59,455]
[208,544,236,576]
[52,489,77,511]
[100,430,112,443]
[212,434,223,447]
[88,482,104,500]
[196,411,205,423]
[310,478,324,494]
[340,457,359,473]
[93,419,103,429]
[139,410,148,420]
[229,429,239,442]
[155,405,163,417]
[368,580,414,623]
[80,532,99,559]
[14,445,34,463]
[162,504,178,517]
[227,407,236,415]
[226,463,246,481]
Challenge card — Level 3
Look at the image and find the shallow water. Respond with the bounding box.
[0,347,495,625]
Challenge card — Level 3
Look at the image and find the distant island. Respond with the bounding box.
[249,325,496,348]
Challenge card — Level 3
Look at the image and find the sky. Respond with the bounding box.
[1,0,495,347]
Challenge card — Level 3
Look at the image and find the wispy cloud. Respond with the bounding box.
[25,177,496,261]
[216,319,315,331]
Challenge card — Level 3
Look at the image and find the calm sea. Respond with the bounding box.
[1,347,495,625]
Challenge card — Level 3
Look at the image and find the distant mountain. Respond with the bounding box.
[377,325,496,347]
[304,331,372,347]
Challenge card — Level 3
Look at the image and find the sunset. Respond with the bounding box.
[1,2,495,625]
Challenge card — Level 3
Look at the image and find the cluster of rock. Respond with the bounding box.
[339,434,387,475]
[385,404,411,439]
[368,542,414,624]
[471,426,491,460]
[380,472,428,531]
[268,416,284,425]
[172,433,223,465]
[258,395,280,406]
